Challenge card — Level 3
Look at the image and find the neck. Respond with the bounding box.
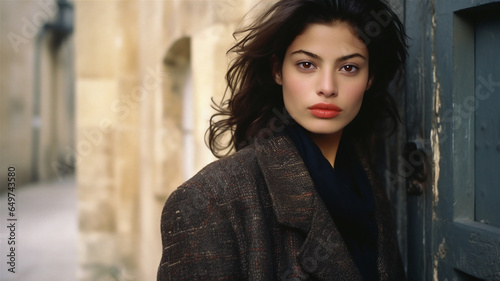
[308,131,342,168]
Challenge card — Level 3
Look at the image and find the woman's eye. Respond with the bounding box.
[340,65,359,73]
[297,62,316,70]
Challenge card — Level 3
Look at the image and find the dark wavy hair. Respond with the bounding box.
[208,0,408,157]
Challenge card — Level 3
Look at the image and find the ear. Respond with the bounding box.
[274,72,283,85]
[272,55,283,85]
[366,75,374,90]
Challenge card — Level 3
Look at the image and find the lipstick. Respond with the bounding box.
[308,103,342,118]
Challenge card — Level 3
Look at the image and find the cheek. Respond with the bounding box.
[340,86,366,118]
[352,88,366,105]
[344,80,368,107]
[352,93,365,113]
[282,85,301,117]
[282,72,308,103]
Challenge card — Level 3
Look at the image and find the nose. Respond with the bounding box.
[317,70,337,97]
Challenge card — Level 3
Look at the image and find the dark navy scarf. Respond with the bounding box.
[286,124,379,281]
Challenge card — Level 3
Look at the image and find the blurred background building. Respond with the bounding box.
[1,0,273,280]
[1,0,74,185]
[73,0,272,280]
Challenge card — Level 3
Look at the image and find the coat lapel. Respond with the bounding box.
[254,135,362,280]
[254,134,316,232]
[298,206,362,280]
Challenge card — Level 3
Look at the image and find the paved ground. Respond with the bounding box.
[0,176,78,281]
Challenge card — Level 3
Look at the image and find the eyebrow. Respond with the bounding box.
[291,49,321,60]
[290,49,367,62]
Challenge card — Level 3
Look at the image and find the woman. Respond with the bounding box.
[158,0,408,280]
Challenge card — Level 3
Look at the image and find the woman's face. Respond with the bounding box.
[275,21,372,137]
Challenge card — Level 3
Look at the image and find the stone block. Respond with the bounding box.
[79,200,117,233]
[75,1,119,78]
[78,233,127,281]
[77,78,119,128]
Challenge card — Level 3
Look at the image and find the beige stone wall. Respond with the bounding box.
[0,0,74,186]
[74,0,276,280]
[75,1,139,279]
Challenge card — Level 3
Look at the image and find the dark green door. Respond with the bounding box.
[403,0,500,280]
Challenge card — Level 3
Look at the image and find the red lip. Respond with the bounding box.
[308,103,342,118]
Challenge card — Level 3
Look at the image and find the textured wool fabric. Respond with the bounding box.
[285,124,379,281]
[157,134,405,281]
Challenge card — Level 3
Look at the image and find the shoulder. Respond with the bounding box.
[187,145,262,197]
[161,134,302,228]
[161,145,264,224]
[158,146,265,280]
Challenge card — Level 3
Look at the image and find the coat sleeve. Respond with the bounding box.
[157,177,243,281]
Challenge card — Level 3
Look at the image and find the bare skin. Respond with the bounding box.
[275,21,372,167]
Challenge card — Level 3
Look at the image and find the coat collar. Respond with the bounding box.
[254,134,363,279]
[254,134,316,232]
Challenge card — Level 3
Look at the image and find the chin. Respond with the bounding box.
[300,122,345,136]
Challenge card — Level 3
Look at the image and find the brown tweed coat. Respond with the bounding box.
[157,134,405,280]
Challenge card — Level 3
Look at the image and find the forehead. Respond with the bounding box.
[287,21,368,58]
